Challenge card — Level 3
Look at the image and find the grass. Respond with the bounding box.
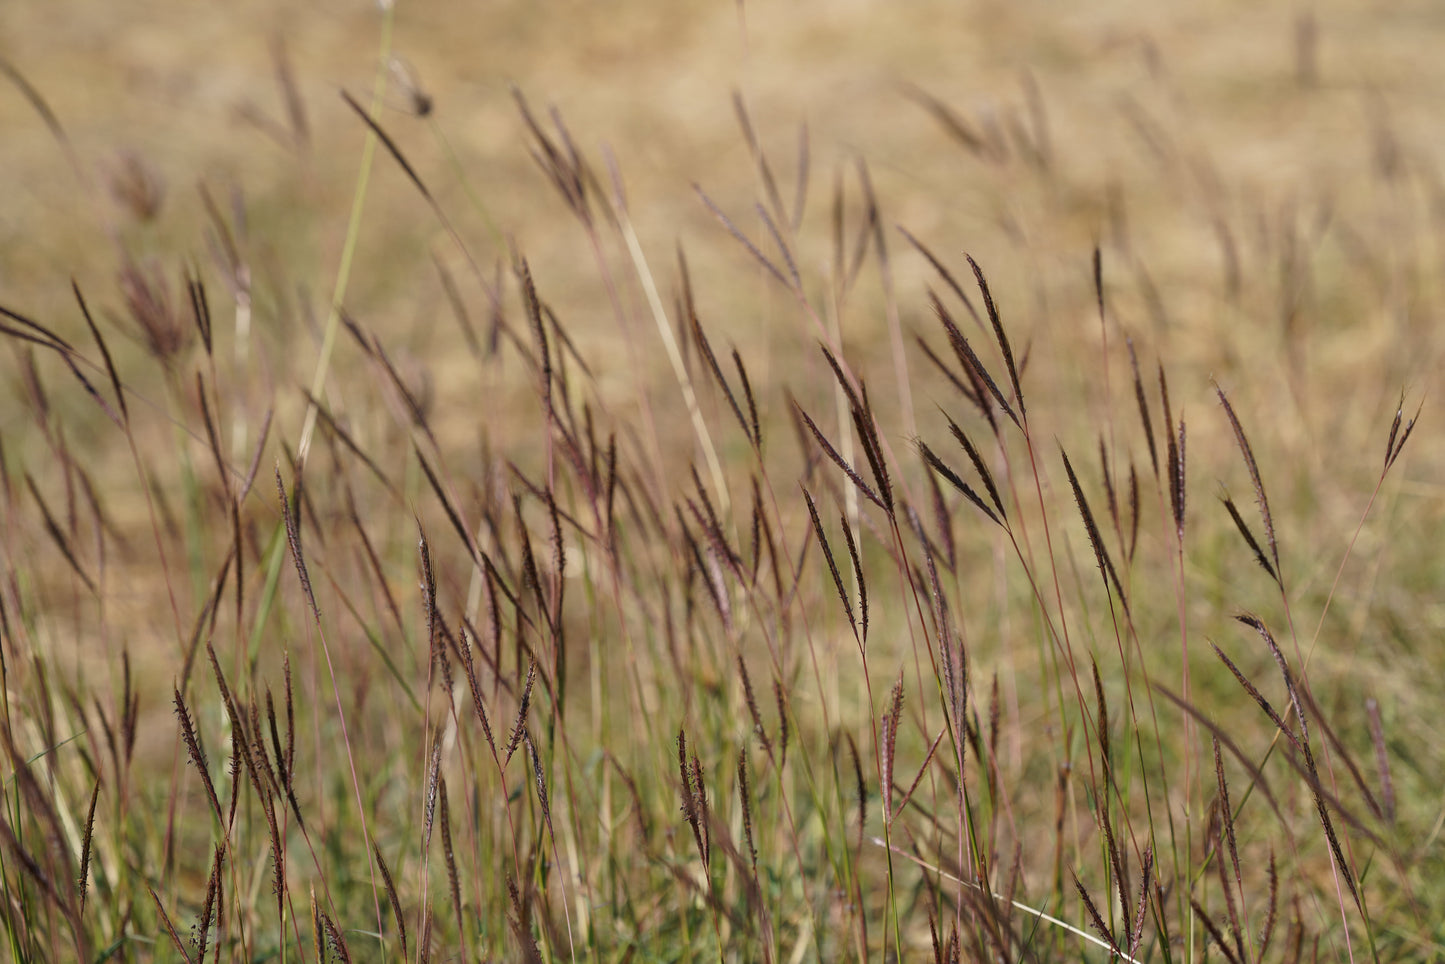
[2,2,1444,961]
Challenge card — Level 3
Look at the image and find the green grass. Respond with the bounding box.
[2,4,1443,961]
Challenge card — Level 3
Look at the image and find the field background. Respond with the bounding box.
[2,0,1443,960]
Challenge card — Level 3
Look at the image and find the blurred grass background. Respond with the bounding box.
[5,0,1442,693]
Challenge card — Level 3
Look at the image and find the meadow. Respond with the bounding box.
[1,1,1442,960]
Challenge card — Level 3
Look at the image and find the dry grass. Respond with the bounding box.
[2,1,1444,961]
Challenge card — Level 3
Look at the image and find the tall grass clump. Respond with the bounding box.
[1,7,1442,962]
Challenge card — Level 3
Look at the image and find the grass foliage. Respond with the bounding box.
[1,4,1442,961]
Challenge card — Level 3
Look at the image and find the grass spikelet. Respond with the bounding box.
[1209,643,1300,753]
[504,662,537,766]
[881,673,905,822]
[71,281,128,426]
[1220,490,1280,586]
[695,186,793,291]
[1212,737,1243,900]
[737,753,759,874]
[852,382,894,515]
[1062,448,1129,613]
[732,90,788,229]
[838,510,869,644]
[174,687,223,823]
[321,910,353,964]
[439,777,465,949]
[77,778,99,913]
[1129,846,1153,959]
[24,473,96,594]
[197,845,222,963]
[1212,738,1247,963]
[846,733,866,848]
[462,628,499,758]
[1235,616,1362,910]
[682,252,753,449]
[689,752,710,868]
[918,440,1001,527]
[1099,435,1119,536]
[936,413,1005,520]
[795,402,885,510]
[423,737,443,853]
[525,731,553,833]
[275,466,319,620]
[896,226,980,323]
[922,454,956,570]
[1383,392,1422,472]
[774,680,789,768]
[507,875,544,964]
[1213,382,1278,576]
[1260,850,1280,960]
[374,842,408,958]
[802,486,858,644]
[1072,874,1120,958]
[731,347,762,452]
[965,254,1024,419]
[932,293,1020,431]
[1128,340,1158,478]
[678,728,708,868]
[1090,658,1111,789]
[1158,365,1180,528]
[311,890,324,963]
[186,271,212,356]
[737,657,772,756]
